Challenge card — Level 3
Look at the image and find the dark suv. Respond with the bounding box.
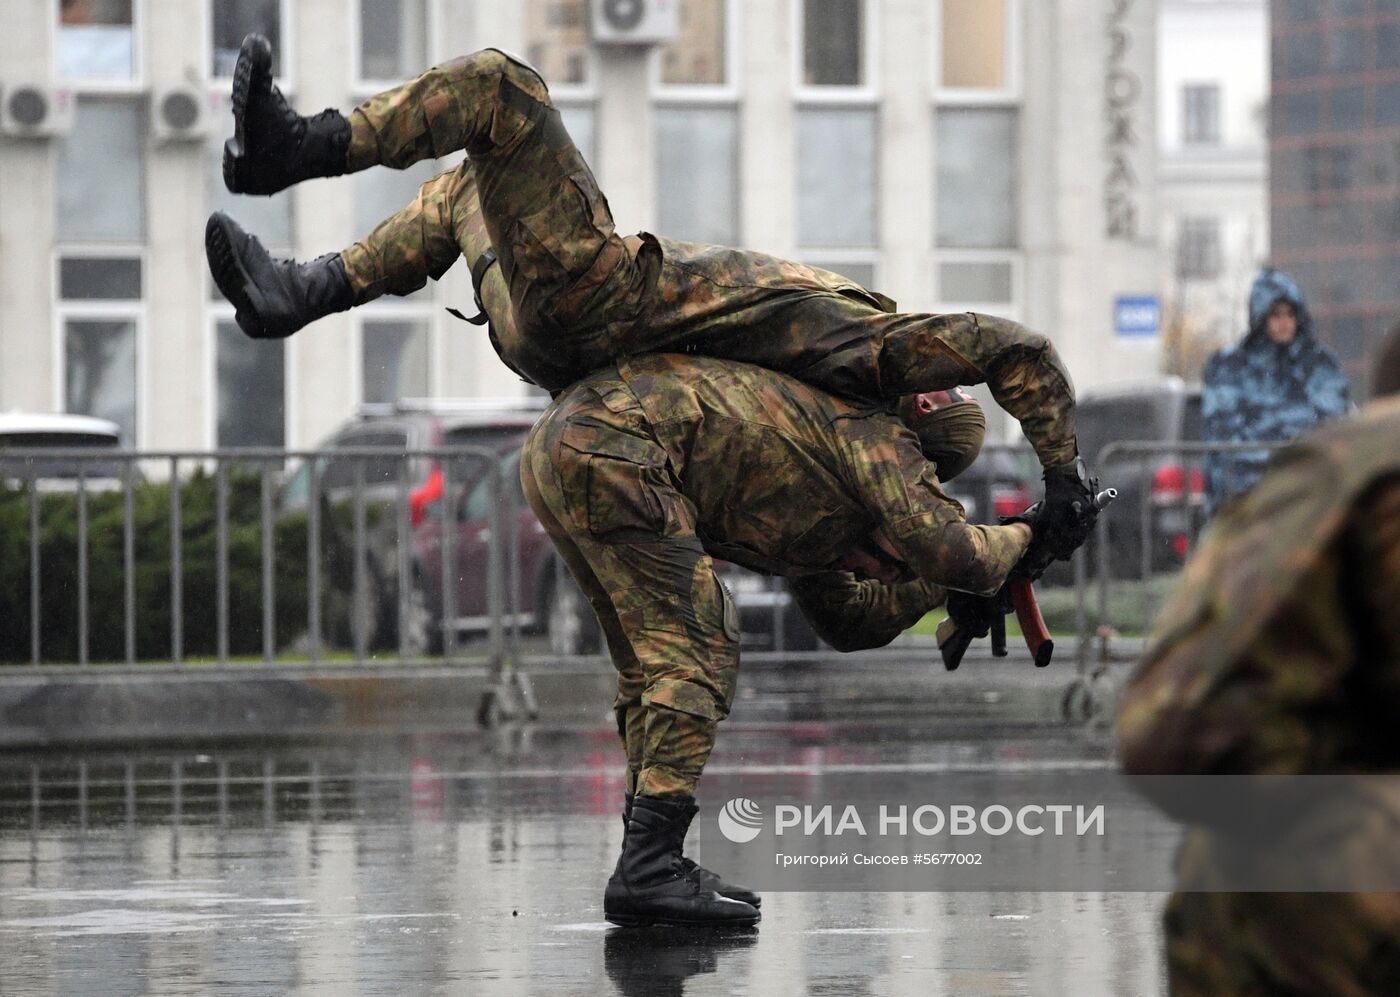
[280,399,602,655]
[1072,377,1205,578]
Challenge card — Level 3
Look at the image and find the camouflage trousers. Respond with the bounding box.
[336,50,1077,467]
[519,374,740,800]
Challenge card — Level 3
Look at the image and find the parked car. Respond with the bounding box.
[277,398,598,654]
[0,413,126,489]
[1065,377,1205,579]
[941,442,1038,525]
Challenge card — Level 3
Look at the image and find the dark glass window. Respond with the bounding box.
[1329,86,1365,130]
[59,258,142,300]
[1182,84,1221,145]
[803,0,863,86]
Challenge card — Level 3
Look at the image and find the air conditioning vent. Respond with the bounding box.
[590,0,680,45]
[0,85,75,138]
[150,84,213,142]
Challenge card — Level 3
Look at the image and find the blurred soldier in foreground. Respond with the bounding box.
[522,353,1065,927]
[1117,324,1400,994]
[205,37,1096,535]
[1201,267,1349,516]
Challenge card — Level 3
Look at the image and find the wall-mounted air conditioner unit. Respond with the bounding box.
[590,0,681,45]
[0,84,76,138]
[150,83,214,143]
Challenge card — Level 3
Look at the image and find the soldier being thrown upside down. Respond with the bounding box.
[207,36,1101,929]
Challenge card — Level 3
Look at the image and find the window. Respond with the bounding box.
[801,0,864,87]
[57,98,145,242]
[941,0,1008,90]
[57,0,136,82]
[353,160,441,243]
[211,0,284,77]
[797,108,877,248]
[57,254,142,446]
[656,107,738,245]
[1182,84,1221,146]
[216,319,285,448]
[207,126,293,250]
[525,0,589,87]
[660,0,729,86]
[362,319,430,405]
[65,320,138,446]
[939,261,1014,305]
[59,257,142,300]
[936,108,1018,249]
[1175,218,1221,281]
[356,0,428,84]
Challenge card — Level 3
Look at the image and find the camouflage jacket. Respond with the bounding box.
[1118,395,1400,779]
[1201,269,1350,514]
[551,354,1036,610]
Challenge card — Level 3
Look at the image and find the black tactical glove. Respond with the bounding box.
[1037,456,1099,558]
[1001,468,1099,582]
[944,590,1004,640]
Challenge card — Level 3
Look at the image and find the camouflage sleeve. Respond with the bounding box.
[881,312,1080,469]
[787,571,946,652]
[834,416,1030,597]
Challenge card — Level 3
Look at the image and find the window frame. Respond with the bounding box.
[52,0,146,92]
[204,0,295,89]
[355,298,438,406]
[1181,81,1222,147]
[1175,216,1223,282]
[933,249,1023,317]
[522,0,598,100]
[652,100,741,246]
[650,0,741,102]
[932,0,1022,103]
[53,247,147,447]
[348,0,438,98]
[206,295,292,450]
[792,0,880,103]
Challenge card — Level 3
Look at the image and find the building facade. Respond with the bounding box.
[1270,0,1400,398]
[1157,0,1269,379]
[0,0,1163,450]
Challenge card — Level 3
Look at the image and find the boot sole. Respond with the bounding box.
[205,213,270,338]
[223,34,273,194]
[605,911,761,928]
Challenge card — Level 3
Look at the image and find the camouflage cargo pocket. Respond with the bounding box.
[558,419,671,541]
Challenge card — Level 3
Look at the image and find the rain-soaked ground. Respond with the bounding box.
[0,719,1167,996]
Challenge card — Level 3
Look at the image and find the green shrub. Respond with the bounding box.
[0,470,319,663]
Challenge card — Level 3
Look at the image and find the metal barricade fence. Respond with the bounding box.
[1,446,520,674]
[1065,438,1290,675]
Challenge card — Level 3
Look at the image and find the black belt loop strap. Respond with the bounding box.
[445,248,499,327]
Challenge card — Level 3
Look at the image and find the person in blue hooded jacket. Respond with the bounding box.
[1201,268,1350,515]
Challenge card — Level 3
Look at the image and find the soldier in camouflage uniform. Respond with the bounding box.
[1117,325,1400,994]
[522,351,1035,927]
[1201,267,1349,516]
[205,38,1093,493]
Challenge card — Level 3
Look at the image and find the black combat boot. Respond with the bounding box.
[605,795,760,928]
[620,793,762,909]
[222,34,350,195]
[205,212,354,339]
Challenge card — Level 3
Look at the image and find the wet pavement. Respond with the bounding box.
[0,720,1167,995]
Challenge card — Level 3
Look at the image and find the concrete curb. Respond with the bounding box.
[0,649,1135,748]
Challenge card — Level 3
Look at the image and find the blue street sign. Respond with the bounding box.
[1115,295,1160,337]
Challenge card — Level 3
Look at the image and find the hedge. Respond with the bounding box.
[0,470,358,664]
